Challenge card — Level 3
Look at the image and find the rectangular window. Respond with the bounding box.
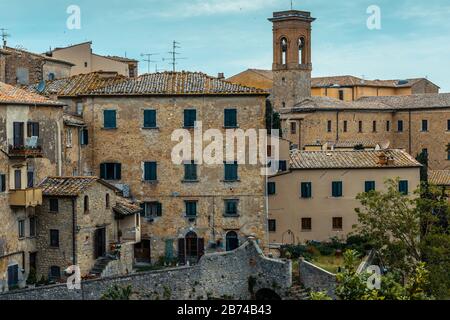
[224,162,238,181]
[398,120,404,132]
[224,199,239,216]
[14,169,21,190]
[278,160,287,172]
[343,121,348,132]
[332,217,343,230]
[301,218,312,231]
[386,120,391,132]
[144,162,157,181]
[421,120,428,132]
[27,122,39,137]
[143,110,157,128]
[27,170,34,188]
[140,202,162,218]
[373,121,377,132]
[185,201,198,217]
[365,181,376,192]
[268,219,276,232]
[332,181,343,197]
[338,90,344,101]
[0,174,6,192]
[76,102,83,115]
[447,147,450,161]
[100,163,121,180]
[290,122,297,134]
[80,128,89,145]
[224,109,237,127]
[358,121,363,133]
[103,110,117,129]
[447,120,450,131]
[29,217,36,238]
[50,230,59,247]
[184,161,197,181]
[49,266,61,281]
[18,220,25,238]
[16,67,29,85]
[301,182,312,198]
[399,180,409,195]
[267,182,276,195]
[184,109,197,128]
[327,120,332,132]
[49,198,59,213]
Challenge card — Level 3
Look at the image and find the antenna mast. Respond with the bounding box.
[140,53,159,74]
[0,28,10,48]
[163,40,187,72]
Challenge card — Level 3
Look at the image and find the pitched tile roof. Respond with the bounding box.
[88,71,269,96]
[428,170,450,186]
[28,72,128,97]
[63,113,86,127]
[289,149,421,170]
[39,176,118,196]
[284,96,391,112]
[0,82,63,106]
[113,200,142,217]
[227,69,439,90]
[357,93,450,110]
[304,139,380,148]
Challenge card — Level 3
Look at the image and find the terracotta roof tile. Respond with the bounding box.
[428,170,450,186]
[39,176,118,196]
[113,200,142,217]
[0,82,63,106]
[289,149,421,169]
[88,71,268,96]
[28,72,128,97]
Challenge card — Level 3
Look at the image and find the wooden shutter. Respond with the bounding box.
[157,202,162,217]
[116,163,122,180]
[100,164,107,179]
[224,109,237,127]
[144,110,156,128]
[178,238,185,264]
[104,110,116,128]
[0,174,5,192]
[140,203,146,217]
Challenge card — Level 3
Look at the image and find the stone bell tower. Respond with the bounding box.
[269,10,315,110]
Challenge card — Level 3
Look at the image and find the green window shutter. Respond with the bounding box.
[186,201,197,216]
[80,128,89,145]
[157,202,162,217]
[365,181,375,192]
[144,162,157,181]
[225,162,238,181]
[301,182,312,198]
[224,109,237,127]
[332,182,343,197]
[144,110,156,128]
[399,180,408,195]
[268,182,276,195]
[115,163,122,180]
[184,162,197,180]
[184,110,196,127]
[100,163,107,179]
[140,203,146,217]
[104,110,117,128]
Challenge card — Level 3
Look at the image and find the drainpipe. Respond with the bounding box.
[408,110,412,154]
[56,120,62,176]
[72,197,77,265]
[336,111,340,141]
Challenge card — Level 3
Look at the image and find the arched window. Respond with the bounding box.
[281,38,288,65]
[84,195,89,213]
[105,193,110,209]
[226,231,239,251]
[298,37,305,64]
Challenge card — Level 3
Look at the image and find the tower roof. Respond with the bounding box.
[268,10,316,23]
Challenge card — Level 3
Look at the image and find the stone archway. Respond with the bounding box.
[255,288,282,300]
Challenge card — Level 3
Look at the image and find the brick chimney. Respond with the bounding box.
[217,72,225,80]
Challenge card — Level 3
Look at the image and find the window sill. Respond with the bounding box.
[223,125,239,129]
[142,127,159,130]
[182,179,199,183]
[18,237,26,241]
[332,229,343,232]
[301,229,312,232]
[143,180,159,184]
[49,246,60,249]
[223,214,240,218]
[183,126,196,130]
[221,179,241,183]
[102,127,118,130]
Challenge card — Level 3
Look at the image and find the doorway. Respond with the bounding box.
[13,122,24,148]
[134,239,151,263]
[94,228,106,259]
[7,264,19,288]
[178,232,204,265]
[226,231,239,251]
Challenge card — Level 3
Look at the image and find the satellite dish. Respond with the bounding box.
[37,80,46,93]
[379,141,390,150]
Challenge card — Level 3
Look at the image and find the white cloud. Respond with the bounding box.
[396,4,450,25]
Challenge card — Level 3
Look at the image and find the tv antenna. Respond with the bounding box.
[1,28,10,48]
[140,53,159,74]
[290,0,294,10]
[163,41,187,72]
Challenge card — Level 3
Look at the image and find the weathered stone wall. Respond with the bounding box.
[101,242,134,278]
[0,239,291,300]
[299,258,336,299]
[282,108,450,170]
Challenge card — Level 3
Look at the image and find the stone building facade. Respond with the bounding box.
[0,82,65,291]
[280,94,450,170]
[0,47,73,86]
[268,149,421,244]
[36,177,140,280]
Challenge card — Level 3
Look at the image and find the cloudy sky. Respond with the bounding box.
[1,0,449,91]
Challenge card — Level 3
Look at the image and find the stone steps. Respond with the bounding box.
[90,257,114,277]
[285,285,310,300]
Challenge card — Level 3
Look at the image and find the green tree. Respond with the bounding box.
[265,100,281,136]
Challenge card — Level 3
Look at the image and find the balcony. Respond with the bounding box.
[8,137,44,158]
[9,188,43,207]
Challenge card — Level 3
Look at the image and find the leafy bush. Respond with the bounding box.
[101,284,133,300]
[280,244,313,260]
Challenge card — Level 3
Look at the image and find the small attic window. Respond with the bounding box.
[397,80,409,86]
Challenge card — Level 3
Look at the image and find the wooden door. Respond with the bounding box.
[94,228,106,259]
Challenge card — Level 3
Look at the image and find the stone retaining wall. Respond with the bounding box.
[299,258,337,299]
